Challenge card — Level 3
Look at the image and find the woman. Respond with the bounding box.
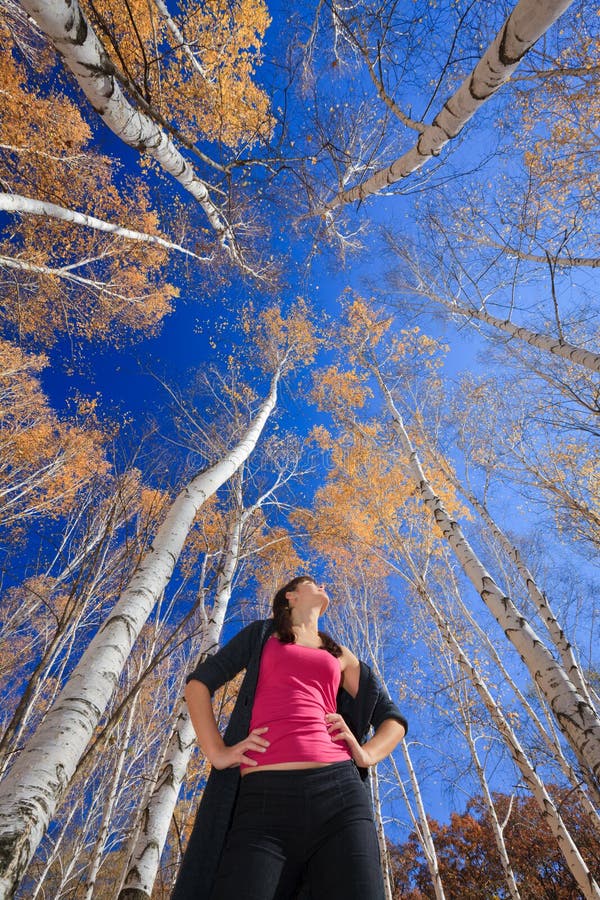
[172,575,407,900]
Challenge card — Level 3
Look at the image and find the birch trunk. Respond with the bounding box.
[1,519,123,776]
[373,366,600,789]
[424,441,596,710]
[17,0,247,269]
[370,765,393,900]
[0,254,156,298]
[409,284,600,374]
[457,233,600,269]
[0,193,208,262]
[463,720,521,900]
[463,488,595,709]
[324,0,574,210]
[0,370,281,900]
[399,745,447,900]
[83,695,138,900]
[421,584,600,899]
[446,567,600,818]
[118,500,244,900]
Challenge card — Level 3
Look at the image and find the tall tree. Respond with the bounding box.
[16,0,273,274]
[0,33,178,347]
[321,0,574,211]
[333,298,600,788]
[0,303,316,897]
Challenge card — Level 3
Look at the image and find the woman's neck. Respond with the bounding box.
[290,611,320,640]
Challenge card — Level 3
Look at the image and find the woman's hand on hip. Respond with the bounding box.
[210,727,270,770]
[325,714,373,768]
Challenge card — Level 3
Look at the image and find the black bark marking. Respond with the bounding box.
[498,23,531,67]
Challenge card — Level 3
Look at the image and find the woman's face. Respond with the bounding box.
[286,579,329,615]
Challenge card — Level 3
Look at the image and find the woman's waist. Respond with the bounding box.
[240,718,352,770]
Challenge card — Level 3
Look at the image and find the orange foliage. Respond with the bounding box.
[80,0,273,149]
[0,338,109,529]
[517,27,599,222]
[252,525,307,598]
[243,299,319,372]
[311,366,372,415]
[296,423,468,576]
[0,35,177,346]
[304,296,467,572]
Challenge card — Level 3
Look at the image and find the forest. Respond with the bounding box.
[0,0,598,897]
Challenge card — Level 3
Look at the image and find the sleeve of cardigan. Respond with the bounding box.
[371,687,408,736]
[185,621,260,695]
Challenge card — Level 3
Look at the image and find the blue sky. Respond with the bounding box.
[3,0,598,862]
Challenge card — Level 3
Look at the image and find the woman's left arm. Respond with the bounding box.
[328,645,406,767]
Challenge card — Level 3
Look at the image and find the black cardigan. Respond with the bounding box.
[171,619,407,900]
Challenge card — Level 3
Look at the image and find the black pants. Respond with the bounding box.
[210,760,386,900]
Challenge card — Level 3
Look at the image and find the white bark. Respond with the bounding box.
[370,765,393,900]
[446,568,600,819]
[0,193,210,262]
[409,283,600,375]
[118,504,243,900]
[463,720,521,900]
[151,0,207,79]
[83,695,138,900]
[372,367,600,788]
[465,489,595,710]
[324,0,574,210]
[457,232,600,269]
[17,0,249,270]
[0,254,154,301]
[0,370,281,900]
[424,588,600,899]
[424,442,596,712]
[397,745,447,900]
[0,484,137,777]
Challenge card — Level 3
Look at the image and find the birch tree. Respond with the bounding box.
[306,403,599,895]
[0,193,211,263]
[434,642,522,900]
[377,534,600,900]
[393,266,600,374]
[0,471,164,777]
[0,303,316,898]
[413,425,597,714]
[321,0,574,211]
[16,0,270,275]
[0,34,178,346]
[119,449,304,900]
[423,595,600,899]
[329,298,600,790]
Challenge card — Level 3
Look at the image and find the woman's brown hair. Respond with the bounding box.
[272,575,342,657]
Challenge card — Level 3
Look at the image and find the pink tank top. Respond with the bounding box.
[240,636,352,770]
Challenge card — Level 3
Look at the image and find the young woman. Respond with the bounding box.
[172,575,407,900]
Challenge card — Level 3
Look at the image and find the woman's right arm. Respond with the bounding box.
[184,680,270,770]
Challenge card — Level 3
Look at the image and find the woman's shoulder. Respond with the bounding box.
[338,644,360,668]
